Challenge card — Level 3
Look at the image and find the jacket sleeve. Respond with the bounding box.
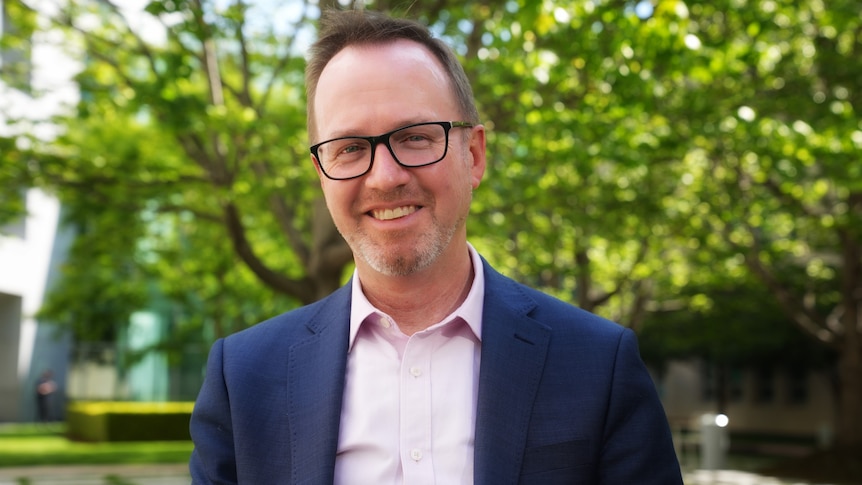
[189,339,239,485]
[599,329,684,484]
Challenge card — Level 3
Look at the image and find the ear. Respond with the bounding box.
[467,124,487,189]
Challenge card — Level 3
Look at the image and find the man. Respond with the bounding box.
[36,370,56,422]
[189,9,683,484]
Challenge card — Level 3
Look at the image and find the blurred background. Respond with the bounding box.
[1,0,860,483]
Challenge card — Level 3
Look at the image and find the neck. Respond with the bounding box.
[358,244,474,336]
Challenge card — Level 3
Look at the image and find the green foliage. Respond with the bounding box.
[0,137,30,228]
[662,0,861,348]
[463,1,698,325]
[0,1,36,91]
[639,277,836,369]
[8,0,339,344]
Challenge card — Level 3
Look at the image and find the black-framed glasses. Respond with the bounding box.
[310,121,474,180]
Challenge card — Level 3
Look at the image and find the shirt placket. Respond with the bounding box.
[400,332,435,485]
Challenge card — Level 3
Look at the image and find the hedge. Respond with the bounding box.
[66,401,195,442]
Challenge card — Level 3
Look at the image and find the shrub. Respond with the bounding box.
[66,401,194,442]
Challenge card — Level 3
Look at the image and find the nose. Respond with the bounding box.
[364,140,411,190]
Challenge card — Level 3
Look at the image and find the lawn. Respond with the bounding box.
[0,423,193,467]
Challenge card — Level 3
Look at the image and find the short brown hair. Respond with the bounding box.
[305,9,479,143]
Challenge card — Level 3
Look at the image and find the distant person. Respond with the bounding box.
[189,9,683,484]
[35,370,56,422]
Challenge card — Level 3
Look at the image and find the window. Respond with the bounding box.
[729,367,744,402]
[700,362,716,402]
[785,368,809,405]
[754,366,775,403]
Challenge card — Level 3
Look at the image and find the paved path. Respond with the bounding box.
[0,465,838,485]
[685,469,836,484]
[0,464,189,485]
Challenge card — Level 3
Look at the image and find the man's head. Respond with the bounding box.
[305,10,486,279]
[305,10,479,143]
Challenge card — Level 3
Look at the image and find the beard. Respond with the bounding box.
[345,207,465,277]
[336,181,471,277]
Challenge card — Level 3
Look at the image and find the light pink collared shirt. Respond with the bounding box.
[334,244,485,485]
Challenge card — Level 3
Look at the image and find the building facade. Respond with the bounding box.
[661,359,836,455]
[1,0,78,422]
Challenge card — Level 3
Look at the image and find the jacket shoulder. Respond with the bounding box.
[483,261,626,340]
[222,283,351,350]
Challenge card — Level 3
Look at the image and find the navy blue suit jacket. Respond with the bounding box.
[189,260,683,484]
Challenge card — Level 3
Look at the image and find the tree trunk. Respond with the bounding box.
[835,229,862,447]
[306,197,353,303]
[715,363,729,416]
[836,342,862,447]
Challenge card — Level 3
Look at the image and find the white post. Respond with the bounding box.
[699,413,729,470]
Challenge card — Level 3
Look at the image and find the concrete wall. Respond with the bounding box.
[0,292,23,419]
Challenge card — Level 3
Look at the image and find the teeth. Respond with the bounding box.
[372,206,417,221]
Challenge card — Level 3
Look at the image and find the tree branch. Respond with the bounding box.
[222,202,315,302]
[257,0,314,116]
[761,176,830,218]
[248,160,310,263]
[715,157,838,347]
[593,238,650,308]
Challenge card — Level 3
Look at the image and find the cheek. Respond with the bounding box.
[321,184,355,219]
[439,172,475,213]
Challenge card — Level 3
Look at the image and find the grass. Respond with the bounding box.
[0,423,193,467]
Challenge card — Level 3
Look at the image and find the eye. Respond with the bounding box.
[394,129,436,148]
[405,133,430,142]
[341,144,363,154]
[328,139,368,160]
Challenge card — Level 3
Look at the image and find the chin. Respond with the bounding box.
[358,243,441,277]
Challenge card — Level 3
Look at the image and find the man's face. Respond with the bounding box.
[312,40,485,277]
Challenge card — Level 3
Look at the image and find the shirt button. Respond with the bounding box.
[378,315,391,328]
[409,367,422,377]
[410,449,423,461]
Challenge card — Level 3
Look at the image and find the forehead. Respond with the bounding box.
[313,39,458,138]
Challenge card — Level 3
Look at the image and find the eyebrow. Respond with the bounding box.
[323,118,436,139]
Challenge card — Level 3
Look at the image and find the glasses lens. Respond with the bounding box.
[317,138,372,180]
[390,123,448,167]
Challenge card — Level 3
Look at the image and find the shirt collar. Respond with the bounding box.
[348,243,485,350]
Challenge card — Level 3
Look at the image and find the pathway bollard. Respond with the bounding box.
[700,413,729,470]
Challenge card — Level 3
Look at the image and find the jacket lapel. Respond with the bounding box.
[287,284,351,485]
[282,267,551,483]
[474,263,551,484]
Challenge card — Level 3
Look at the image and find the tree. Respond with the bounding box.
[1,0,38,228]
[456,1,694,330]
[6,0,356,341]
[0,137,30,228]
[659,0,862,446]
[440,0,862,446]
[7,0,860,447]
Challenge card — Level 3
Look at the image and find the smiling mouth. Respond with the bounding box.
[370,205,418,221]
